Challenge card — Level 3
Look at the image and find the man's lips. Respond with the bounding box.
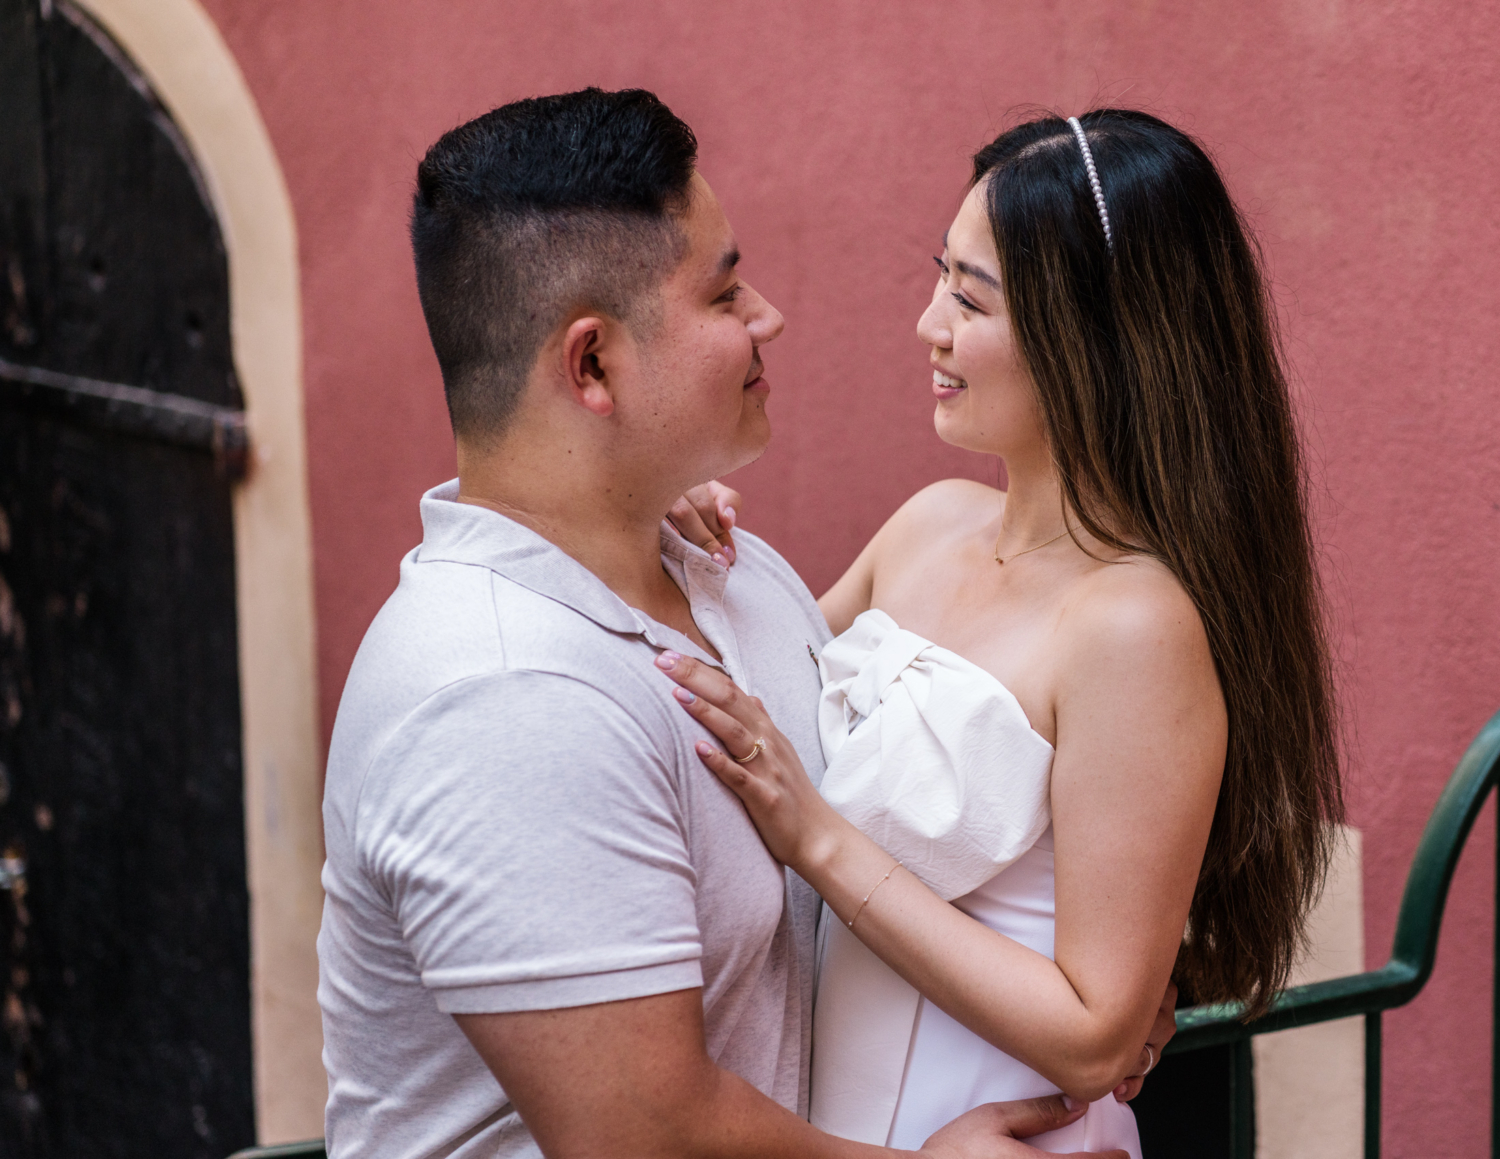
[743,362,768,392]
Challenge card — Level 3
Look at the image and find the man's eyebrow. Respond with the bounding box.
[718,247,741,275]
[954,259,1002,291]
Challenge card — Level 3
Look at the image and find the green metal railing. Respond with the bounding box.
[228,708,1500,1159]
[1164,707,1500,1158]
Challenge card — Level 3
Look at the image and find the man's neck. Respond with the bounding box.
[456,434,718,655]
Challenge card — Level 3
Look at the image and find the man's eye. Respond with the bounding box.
[719,285,742,303]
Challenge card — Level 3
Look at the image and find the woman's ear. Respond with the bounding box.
[562,315,616,417]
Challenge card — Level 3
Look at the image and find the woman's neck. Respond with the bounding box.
[993,459,1073,553]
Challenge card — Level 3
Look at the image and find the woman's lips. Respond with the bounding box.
[932,369,966,400]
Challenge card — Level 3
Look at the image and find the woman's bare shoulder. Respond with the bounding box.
[878,478,1003,552]
[1060,554,1215,686]
[819,480,1001,634]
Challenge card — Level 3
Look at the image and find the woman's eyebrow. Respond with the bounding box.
[941,231,1001,290]
[953,259,1002,291]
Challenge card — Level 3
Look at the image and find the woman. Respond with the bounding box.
[660,109,1342,1156]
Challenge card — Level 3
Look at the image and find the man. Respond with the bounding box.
[318,87,1133,1159]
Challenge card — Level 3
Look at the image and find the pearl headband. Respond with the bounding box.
[1067,116,1114,253]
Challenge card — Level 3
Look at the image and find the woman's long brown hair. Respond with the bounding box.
[974,110,1342,1017]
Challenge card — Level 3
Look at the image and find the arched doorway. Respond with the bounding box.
[0,0,256,1152]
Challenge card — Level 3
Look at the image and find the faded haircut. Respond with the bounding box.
[410,88,698,440]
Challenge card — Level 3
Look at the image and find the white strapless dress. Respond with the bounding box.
[809,609,1141,1157]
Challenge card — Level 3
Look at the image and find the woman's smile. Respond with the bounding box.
[932,369,967,399]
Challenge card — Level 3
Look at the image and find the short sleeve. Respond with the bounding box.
[356,669,703,1013]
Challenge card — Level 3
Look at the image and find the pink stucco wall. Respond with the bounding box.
[197,1,1500,1153]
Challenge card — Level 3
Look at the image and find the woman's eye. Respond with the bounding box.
[934,256,975,309]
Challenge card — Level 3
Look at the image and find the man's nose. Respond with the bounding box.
[744,283,785,346]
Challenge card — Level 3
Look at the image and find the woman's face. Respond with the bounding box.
[917,180,1045,462]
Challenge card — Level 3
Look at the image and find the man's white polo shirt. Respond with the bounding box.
[318,481,831,1158]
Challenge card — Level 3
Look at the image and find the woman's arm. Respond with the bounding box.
[668,479,991,637]
[817,538,878,636]
[457,990,1107,1159]
[653,569,1225,1101]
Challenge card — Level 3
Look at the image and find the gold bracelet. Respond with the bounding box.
[847,861,902,930]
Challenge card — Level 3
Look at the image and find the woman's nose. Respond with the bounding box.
[917,295,951,350]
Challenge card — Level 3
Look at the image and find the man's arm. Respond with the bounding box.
[457,990,1113,1159]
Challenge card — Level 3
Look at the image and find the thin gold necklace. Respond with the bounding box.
[993,524,1073,565]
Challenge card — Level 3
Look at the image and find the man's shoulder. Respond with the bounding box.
[724,529,830,644]
[346,546,636,697]
[341,550,507,708]
[728,528,795,577]
[327,551,666,797]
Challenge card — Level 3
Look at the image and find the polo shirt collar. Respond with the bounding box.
[415,481,729,665]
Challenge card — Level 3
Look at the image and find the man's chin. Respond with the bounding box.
[731,414,773,469]
[678,411,772,492]
[688,434,769,494]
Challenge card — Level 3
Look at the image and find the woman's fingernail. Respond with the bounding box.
[1063,1095,1082,1112]
[712,552,727,567]
[721,543,736,563]
[723,506,736,527]
[655,650,681,670]
[696,741,715,756]
[673,687,695,704]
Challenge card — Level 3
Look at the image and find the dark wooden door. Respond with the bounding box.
[0,0,255,1155]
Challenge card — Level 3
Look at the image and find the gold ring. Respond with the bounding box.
[734,737,767,764]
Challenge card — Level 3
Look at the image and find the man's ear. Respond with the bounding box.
[561,315,618,418]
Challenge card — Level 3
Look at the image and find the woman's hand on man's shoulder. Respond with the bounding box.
[667,481,742,566]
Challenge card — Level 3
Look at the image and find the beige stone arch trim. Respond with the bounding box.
[70,0,324,1143]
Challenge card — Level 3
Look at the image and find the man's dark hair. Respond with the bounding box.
[411,88,698,439]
